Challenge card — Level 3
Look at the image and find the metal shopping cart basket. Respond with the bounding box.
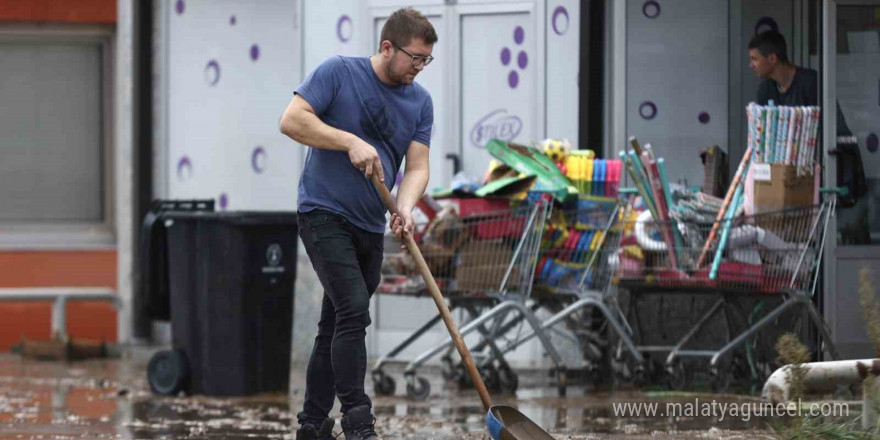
[611,187,844,392]
[372,196,558,399]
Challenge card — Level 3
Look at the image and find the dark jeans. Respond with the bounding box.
[296,209,383,425]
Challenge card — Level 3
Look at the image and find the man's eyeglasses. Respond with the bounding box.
[393,43,434,67]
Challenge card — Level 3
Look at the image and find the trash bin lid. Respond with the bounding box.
[162,211,299,226]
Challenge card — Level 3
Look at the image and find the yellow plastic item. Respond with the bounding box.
[584,159,594,183]
[564,156,579,179]
[571,150,596,159]
[622,245,644,260]
[590,230,605,251]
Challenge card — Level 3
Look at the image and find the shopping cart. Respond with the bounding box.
[465,192,647,390]
[371,197,560,399]
[612,188,843,392]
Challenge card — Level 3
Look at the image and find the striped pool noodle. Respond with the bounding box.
[620,151,658,220]
[796,107,808,167]
[798,107,810,170]
[750,105,761,162]
[748,106,757,158]
[796,107,805,169]
[789,107,800,166]
[811,107,820,166]
[785,107,797,165]
[657,158,684,260]
[757,107,767,160]
[746,104,757,162]
[695,142,754,269]
[766,105,778,164]
[629,150,656,212]
[710,178,746,280]
[810,107,820,167]
[643,152,678,269]
[775,107,788,164]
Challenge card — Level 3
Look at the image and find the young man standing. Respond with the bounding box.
[279,7,436,440]
[748,30,850,135]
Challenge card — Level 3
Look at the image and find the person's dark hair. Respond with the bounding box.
[748,31,789,64]
[380,7,438,50]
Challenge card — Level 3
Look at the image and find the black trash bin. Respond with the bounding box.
[146,209,298,397]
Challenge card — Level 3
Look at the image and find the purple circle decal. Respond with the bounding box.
[250,44,260,61]
[514,26,525,45]
[204,60,220,86]
[699,112,711,124]
[639,101,657,120]
[501,48,511,65]
[517,51,528,69]
[175,0,185,15]
[252,146,266,173]
[867,133,878,153]
[337,15,353,43]
[552,6,570,35]
[508,71,519,89]
[219,193,228,210]
[176,156,192,181]
[230,15,236,25]
[643,1,660,19]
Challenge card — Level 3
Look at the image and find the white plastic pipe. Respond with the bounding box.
[762,359,880,404]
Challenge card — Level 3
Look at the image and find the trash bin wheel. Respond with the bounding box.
[147,349,189,396]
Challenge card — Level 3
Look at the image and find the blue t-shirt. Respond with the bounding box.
[295,56,433,233]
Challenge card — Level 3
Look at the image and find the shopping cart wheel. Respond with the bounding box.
[555,368,568,397]
[710,366,732,393]
[587,366,603,386]
[498,365,519,394]
[372,371,396,396]
[441,356,456,381]
[633,364,649,387]
[147,349,189,396]
[405,376,431,400]
[611,355,645,387]
[481,365,501,393]
[666,361,692,391]
[455,363,474,388]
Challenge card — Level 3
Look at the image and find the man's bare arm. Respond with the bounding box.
[279,94,385,181]
[396,141,430,212]
[390,141,429,237]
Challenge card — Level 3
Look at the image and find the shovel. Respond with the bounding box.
[371,174,555,440]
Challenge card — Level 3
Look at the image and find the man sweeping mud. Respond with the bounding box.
[279,7,436,440]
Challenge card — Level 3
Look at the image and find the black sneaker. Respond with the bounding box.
[340,405,379,440]
[295,418,335,440]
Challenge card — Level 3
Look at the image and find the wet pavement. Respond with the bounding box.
[0,352,774,439]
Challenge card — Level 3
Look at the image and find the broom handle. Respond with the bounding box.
[371,175,493,411]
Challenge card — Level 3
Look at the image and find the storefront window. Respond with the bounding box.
[835,5,880,245]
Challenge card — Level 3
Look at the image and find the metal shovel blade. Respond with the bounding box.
[487,405,555,440]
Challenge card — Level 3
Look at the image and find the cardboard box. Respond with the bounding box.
[456,264,520,291]
[752,164,815,213]
[457,241,513,266]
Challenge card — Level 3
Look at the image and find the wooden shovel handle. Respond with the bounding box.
[371,174,493,411]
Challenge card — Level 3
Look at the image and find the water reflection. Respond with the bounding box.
[0,355,774,440]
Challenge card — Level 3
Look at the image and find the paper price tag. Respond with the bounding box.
[752,163,772,182]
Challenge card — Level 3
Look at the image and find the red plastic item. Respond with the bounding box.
[454,198,523,239]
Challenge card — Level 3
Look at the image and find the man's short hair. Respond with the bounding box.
[380,7,438,49]
[748,31,789,64]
